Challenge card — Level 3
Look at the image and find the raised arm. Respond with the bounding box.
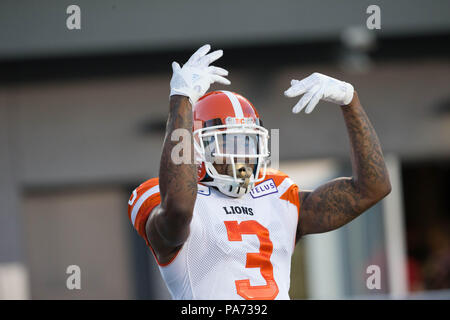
[146,45,230,263]
[284,73,391,238]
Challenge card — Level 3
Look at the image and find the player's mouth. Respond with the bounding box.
[227,163,254,189]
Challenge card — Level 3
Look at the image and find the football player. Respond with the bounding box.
[127,44,391,300]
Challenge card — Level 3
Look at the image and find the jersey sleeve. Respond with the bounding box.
[280,181,300,215]
[127,178,160,245]
[260,168,300,215]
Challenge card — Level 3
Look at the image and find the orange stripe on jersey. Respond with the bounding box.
[256,167,300,215]
[280,183,300,215]
[128,178,183,267]
[134,193,161,240]
[128,177,160,241]
[257,168,289,187]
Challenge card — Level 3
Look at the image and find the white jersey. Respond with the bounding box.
[128,168,300,300]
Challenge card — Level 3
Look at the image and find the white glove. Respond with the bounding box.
[284,72,354,114]
[170,44,231,105]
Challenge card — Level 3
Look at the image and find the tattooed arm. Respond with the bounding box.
[146,96,197,263]
[145,45,229,263]
[297,91,391,238]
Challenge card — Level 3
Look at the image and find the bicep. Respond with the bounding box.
[297,177,375,237]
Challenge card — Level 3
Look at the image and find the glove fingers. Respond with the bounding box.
[286,73,320,97]
[284,77,315,98]
[208,66,229,76]
[284,82,303,97]
[211,74,231,85]
[292,92,313,114]
[201,50,223,66]
[305,87,324,114]
[292,85,320,113]
[171,61,181,72]
[188,44,211,64]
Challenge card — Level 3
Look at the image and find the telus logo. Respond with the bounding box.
[250,179,278,198]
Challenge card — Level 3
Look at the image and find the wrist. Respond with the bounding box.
[341,81,354,106]
[341,89,358,108]
[170,89,195,106]
[341,90,360,109]
[169,95,192,108]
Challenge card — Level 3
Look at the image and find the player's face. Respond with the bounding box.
[212,162,255,176]
[204,133,258,178]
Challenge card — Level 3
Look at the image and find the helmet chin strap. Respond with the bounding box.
[202,163,256,198]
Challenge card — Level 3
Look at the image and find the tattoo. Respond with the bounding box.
[148,96,198,257]
[342,97,390,193]
[297,93,391,238]
[159,96,198,201]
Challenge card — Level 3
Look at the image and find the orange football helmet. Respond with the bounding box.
[193,90,269,197]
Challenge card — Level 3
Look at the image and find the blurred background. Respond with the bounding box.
[0,0,449,299]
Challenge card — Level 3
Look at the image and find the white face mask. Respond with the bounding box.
[194,123,269,197]
[203,133,259,164]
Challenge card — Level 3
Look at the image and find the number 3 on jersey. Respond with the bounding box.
[224,220,279,300]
